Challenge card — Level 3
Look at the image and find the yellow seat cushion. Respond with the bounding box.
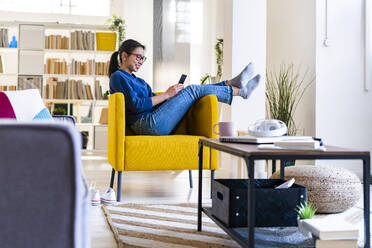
[124,135,211,171]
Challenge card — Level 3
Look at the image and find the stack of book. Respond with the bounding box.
[257,137,326,151]
[274,138,322,150]
[0,85,16,91]
[95,61,109,75]
[301,217,359,248]
[70,59,93,75]
[0,28,9,47]
[45,35,70,49]
[45,58,68,74]
[44,77,94,100]
[70,30,95,50]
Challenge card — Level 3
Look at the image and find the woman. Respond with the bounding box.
[109,39,260,135]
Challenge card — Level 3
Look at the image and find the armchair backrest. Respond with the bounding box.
[0,122,89,248]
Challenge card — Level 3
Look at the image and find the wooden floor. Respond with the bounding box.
[82,154,213,248]
[83,153,372,248]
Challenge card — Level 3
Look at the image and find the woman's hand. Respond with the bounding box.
[151,83,184,107]
[165,84,184,98]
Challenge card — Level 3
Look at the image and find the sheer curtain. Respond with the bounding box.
[153,0,217,91]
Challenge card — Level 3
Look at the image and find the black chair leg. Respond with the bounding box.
[210,170,215,198]
[189,170,193,188]
[110,168,115,188]
[117,171,122,202]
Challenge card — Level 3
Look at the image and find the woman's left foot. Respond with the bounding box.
[231,62,254,88]
[239,74,261,99]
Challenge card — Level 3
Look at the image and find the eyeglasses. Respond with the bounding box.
[128,53,147,63]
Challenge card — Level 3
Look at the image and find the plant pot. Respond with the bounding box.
[297,219,312,238]
[283,159,296,167]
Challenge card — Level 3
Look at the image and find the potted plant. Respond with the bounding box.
[106,14,126,48]
[266,63,314,136]
[296,201,317,237]
[52,107,67,115]
[201,38,224,84]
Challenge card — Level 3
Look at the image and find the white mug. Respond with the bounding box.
[213,122,236,137]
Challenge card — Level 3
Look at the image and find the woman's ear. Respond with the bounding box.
[121,52,127,61]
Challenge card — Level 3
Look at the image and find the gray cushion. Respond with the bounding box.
[271,165,361,213]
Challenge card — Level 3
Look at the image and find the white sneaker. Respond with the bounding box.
[101,187,117,204]
[90,188,101,206]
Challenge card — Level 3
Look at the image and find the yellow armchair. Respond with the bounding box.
[108,92,218,201]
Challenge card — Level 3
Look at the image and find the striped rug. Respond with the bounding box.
[102,203,240,248]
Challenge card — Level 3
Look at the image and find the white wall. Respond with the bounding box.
[218,0,266,178]
[229,0,266,132]
[267,0,372,178]
[315,0,372,177]
[266,0,316,136]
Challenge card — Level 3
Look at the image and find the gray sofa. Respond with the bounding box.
[0,121,90,248]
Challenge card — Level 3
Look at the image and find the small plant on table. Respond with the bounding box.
[296,201,317,237]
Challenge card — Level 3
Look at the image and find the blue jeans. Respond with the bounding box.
[132,81,232,135]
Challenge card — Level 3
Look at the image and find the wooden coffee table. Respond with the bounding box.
[197,138,371,248]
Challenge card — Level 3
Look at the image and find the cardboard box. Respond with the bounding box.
[99,108,108,124]
[96,32,116,51]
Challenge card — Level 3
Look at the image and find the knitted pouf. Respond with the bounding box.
[271,165,362,213]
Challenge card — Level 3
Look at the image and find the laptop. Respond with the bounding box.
[219,135,313,144]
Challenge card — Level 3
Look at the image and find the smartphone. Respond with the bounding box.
[178,74,187,84]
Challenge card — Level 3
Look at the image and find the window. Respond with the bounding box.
[0,0,110,16]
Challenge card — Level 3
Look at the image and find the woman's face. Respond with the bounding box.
[121,47,146,73]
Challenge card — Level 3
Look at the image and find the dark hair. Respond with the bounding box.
[108,39,146,77]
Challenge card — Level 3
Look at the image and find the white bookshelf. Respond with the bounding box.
[0,21,115,151]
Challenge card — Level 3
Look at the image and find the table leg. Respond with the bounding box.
[244,156,255,248]
[280,160,285,180]
[363,156,370,248]
[197,142,203,232]
[272,160,276,175]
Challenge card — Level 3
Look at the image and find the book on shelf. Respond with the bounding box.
[94,80,103,100]
[45,77,94,100]
[0,85,16,91]
[45,58,68,74]
[8,85,16,91]
[301,217,359,240]
[314,238,358,248]
[45,35,69,49]
[70,30,95,50]
[95,61,110,75]
[0,28,9,48]
[0,55,3,73]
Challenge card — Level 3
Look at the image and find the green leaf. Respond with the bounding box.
[295,201,317,219]
[266,63,315,135]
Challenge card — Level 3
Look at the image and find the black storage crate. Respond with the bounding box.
[211,179,307,228]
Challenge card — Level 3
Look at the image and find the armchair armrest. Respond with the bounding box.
[52,115,76,125]
[108,93,126,171]
[186,94,218,138]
